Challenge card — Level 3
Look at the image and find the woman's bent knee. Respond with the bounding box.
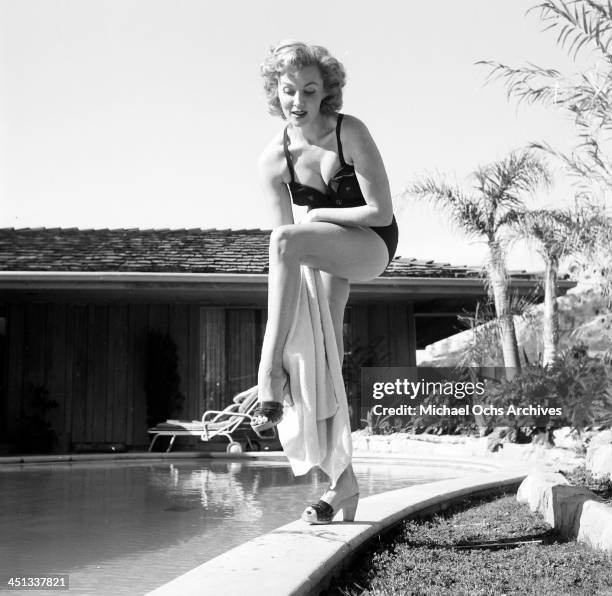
[269,225,301,261]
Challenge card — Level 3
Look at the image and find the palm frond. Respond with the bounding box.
[566,196,612,300]
[473,150,552,220]
[404,178,489,238]
[507,207,585,262]
[571,196,612,254]
[532,0,612,60]
[531,137,612,185]
[480,1,612,196]
[476,60,563,106]
[496,210,523,230]
[568,71,612,126]
[405,150,552,243]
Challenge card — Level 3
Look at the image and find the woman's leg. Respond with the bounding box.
[318,272,359,501]
[256,227,302,403]
[259,222,386,510]
[257,222,388,404]
[319,271,350,365]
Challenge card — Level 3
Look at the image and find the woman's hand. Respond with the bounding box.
[298,116,394,230]
[300,209,321,224]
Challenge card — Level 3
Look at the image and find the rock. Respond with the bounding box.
[553,427,586,451]
[500,443,583,469]
[586,444,612,481]
[517,472,569,526]
[550,484,600,537]
[352,430,585,467]
[588,429,612,450]
[517,472,612,554]
[420,284,612,367]
[577,500,612,551]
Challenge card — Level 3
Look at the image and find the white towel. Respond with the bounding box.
[276,265,352,486]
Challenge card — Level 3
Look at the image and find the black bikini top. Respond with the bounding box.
[283,113,367,209]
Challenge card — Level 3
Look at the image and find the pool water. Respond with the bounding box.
[0,458,459,595]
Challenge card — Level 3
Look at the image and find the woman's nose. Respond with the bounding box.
[293,92,304,107]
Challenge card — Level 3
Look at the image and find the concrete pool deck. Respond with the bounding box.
[142,454,529,596]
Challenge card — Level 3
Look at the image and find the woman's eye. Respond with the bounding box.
[282,87,294,95]
[304,90,315,95]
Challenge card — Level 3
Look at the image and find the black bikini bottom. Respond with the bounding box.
[371,215,398,266]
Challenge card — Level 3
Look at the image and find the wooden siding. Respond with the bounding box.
[201,309,226,412]
[2,301,416,450]
[344,302,416,427]
[5,303,188,448]
[227,310,259,397]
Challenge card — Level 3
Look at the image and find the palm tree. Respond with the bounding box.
[405,150,552,375]
[478,0,612,298]
[507,208,583,365]
[570,197,612,305]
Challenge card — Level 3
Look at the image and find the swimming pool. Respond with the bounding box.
[1,457,460,595]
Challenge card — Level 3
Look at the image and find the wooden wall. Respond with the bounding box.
[2,300,415,450]
[343,304,416,427]
[200,308,264,412]
[3,303,267,449]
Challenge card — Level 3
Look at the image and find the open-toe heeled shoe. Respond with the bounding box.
[250,401,284,438]
[301,493,359,524]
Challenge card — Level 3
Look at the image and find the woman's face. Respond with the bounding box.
[277,65,326,126]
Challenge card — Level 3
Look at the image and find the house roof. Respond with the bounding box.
[0,227,575,307]
[0,227,537,280]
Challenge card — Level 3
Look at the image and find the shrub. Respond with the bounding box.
[483,344,612,434]
[561,465,612,500]
[360,410,413,435]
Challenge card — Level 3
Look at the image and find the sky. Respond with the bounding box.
[0,0,585,270]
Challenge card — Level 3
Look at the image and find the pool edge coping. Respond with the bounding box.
[144,468,529,596]
[0,450,530,595]
[0,450,505,472]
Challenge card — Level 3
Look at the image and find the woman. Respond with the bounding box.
[251,41,399,524]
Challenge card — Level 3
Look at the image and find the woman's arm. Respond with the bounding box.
[305,115,393,227]
[259,141,295,228]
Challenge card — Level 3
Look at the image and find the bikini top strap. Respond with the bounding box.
[335,113,347,167]
[282,126,296,184]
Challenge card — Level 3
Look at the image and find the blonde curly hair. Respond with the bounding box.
[261,40,346,118]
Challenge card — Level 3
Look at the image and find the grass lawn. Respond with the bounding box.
[326,494,612,596]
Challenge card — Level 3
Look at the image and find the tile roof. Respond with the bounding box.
[0,227,536,279]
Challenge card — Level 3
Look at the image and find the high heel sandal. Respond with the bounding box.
[250,401,284,438]
[301,493,359,524]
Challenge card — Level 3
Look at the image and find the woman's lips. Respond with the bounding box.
[292,110,307,117]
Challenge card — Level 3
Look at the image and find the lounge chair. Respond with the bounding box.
[147,385,266,453]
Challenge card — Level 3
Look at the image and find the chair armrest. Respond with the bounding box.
[202,405,240,423]
[201,411,253,424]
